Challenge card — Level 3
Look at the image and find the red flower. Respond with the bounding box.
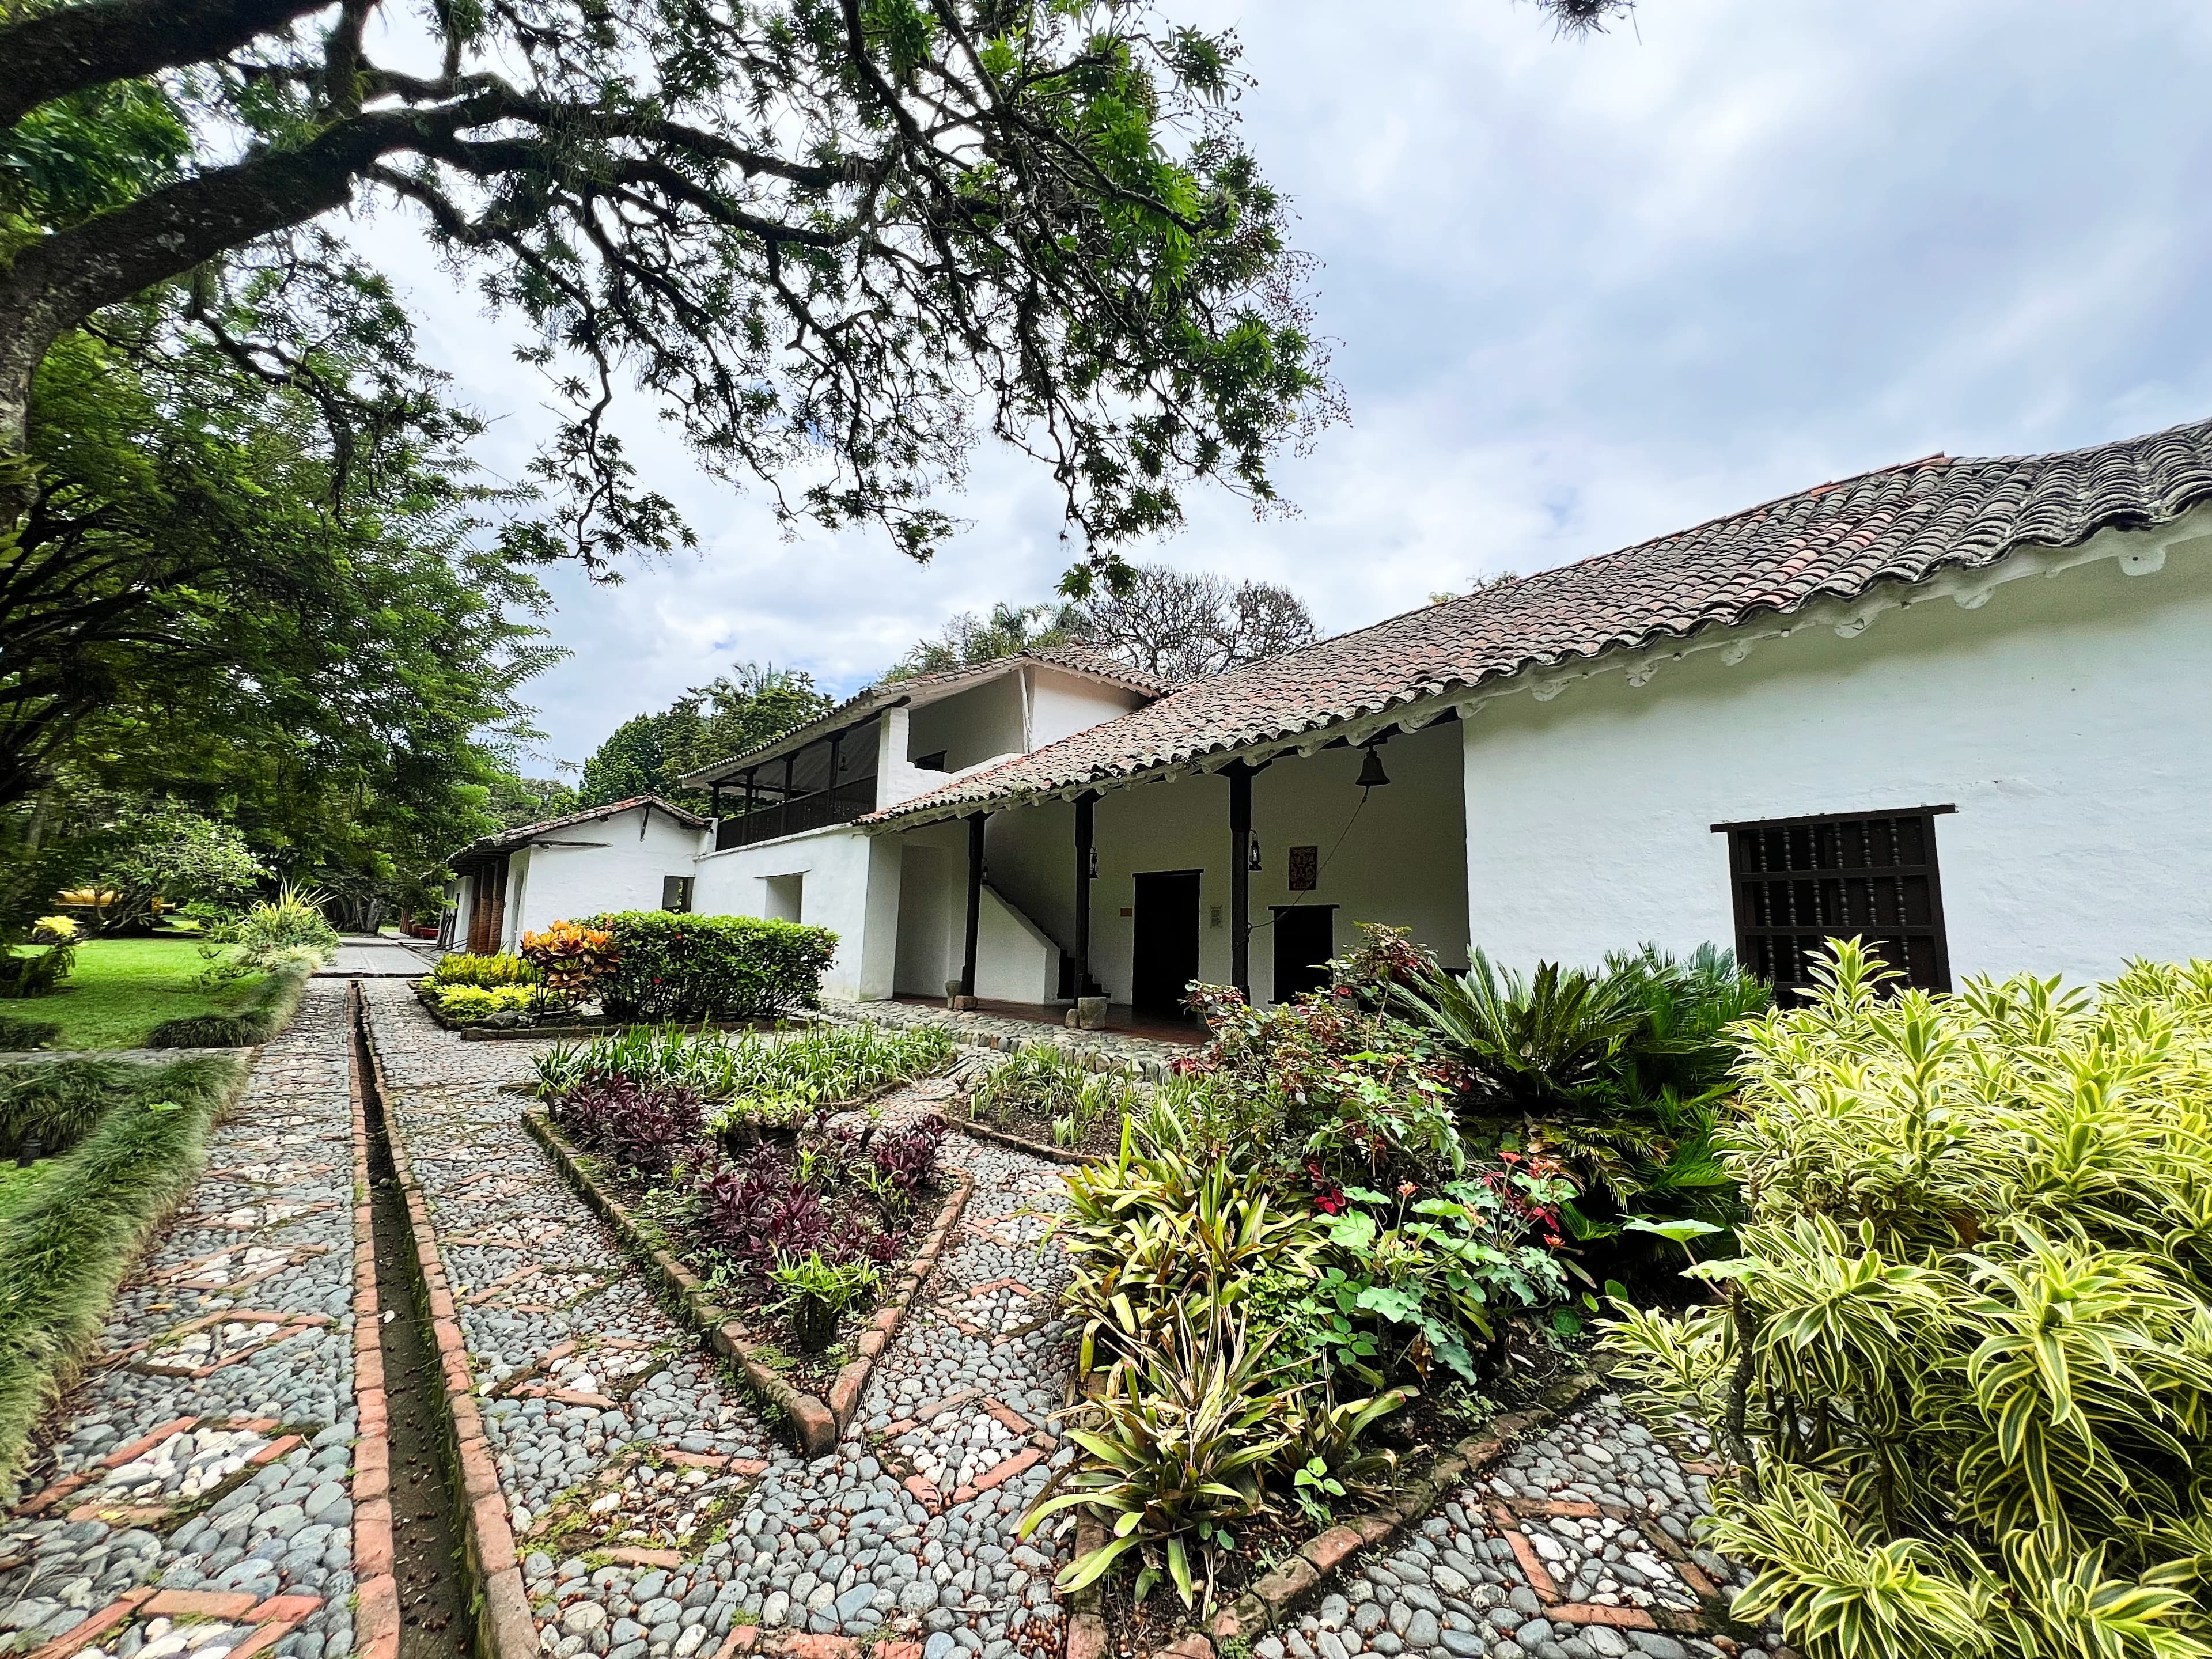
[1397,1181,1419,1199]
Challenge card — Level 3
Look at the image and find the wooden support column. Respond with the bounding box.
[1228,763,1255,1001]
[1073,791,1097,998]
[961,813,988,999]
[744,769,757,815]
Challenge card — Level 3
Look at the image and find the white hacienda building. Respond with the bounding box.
[451,418,2212,1016]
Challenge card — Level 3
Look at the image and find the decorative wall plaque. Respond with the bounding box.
[1287,845,1319,892]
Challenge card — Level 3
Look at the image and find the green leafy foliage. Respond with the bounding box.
[578,666,831,812]
[0,1018,59,1051]
[73,800,268,935]
[0,1055,239,1484]
[0,1060,133,1157]
[584,911,836,1022]
[1602,941,2212,1659]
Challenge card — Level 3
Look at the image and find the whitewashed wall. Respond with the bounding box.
[494,806,710,949]
[691,824,901,999]
[1459,516,2212,983]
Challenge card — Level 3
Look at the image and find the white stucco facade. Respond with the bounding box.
[460,507,2212,1005]
[1455,513,2212,983]
[691,825,903,1001]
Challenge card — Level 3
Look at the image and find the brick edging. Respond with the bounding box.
[342,986,400,1659]
[524,1110,972,1457]
[357,1005,539,1659]
[1079,1372,1606,1659]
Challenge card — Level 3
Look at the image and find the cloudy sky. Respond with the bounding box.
[374,1,2212,774]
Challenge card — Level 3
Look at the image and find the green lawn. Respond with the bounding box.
[6,939,268,1051]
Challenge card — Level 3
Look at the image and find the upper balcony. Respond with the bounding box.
[715,775,877,850]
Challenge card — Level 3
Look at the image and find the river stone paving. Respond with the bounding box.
[1254,1400,1785,1659]
[359,981,1080,1659]
[0,979,360,1659]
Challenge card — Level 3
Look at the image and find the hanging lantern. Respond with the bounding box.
[1356,743,1392,789]
[1247,831,1263,872]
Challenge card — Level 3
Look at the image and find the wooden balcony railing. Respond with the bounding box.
[714,777,877,850]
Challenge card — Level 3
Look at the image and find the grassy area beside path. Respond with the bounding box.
[0,1054,243,1486]
[3,938,268,1051]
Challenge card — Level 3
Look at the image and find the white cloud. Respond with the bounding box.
[360,0,2212,770]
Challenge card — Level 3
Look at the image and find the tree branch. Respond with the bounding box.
[0,0,332,131]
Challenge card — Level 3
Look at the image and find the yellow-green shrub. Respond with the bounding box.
[430,952,540,988]
[1603,941,2212,1659]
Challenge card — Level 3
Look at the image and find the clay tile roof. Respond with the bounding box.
[867,415,2212,824]
[457,794,707,858]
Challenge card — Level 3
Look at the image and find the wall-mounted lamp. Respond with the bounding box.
[1247,831,1263,873]
[1355,743,1392,790]
[1087,846,1099,879]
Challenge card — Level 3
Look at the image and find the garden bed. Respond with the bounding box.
[527,1108,969,1455]
[518,1021,966,1450]
[953,1043,1141,1160]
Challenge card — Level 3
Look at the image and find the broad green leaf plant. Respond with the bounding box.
[1603,940,2212,1659]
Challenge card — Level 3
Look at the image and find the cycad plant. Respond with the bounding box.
[1603,941,2212,1659]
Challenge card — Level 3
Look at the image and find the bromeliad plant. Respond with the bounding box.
[1024,1301,1297,1613]
[1603,941,2212,1659]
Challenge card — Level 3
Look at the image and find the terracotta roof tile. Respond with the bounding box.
[458,794,706,858]
[869,416,2212,823]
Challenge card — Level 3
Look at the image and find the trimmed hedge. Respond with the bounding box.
[0,1054,241,1484]
[145,959,314,1048]
[584,910,837,1021]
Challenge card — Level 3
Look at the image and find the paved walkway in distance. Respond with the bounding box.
[359,978,1082,1659]
[319,940,436,980]
[0,979,362,1659]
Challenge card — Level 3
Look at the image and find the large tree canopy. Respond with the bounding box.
[0,0,1342,574]
[578,664,832,811]
[888,561,1313,682]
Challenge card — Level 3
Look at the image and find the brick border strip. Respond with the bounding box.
[342,984,400,1659]
[525,1110,973,1457]
[355,999,539,1659]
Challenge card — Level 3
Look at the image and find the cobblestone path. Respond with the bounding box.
[0,980,362,1659]
[360,981,1082,1659]
[1262,1399,1787,1659]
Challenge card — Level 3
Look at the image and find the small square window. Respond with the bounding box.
[1715,806,1953,999]
[661,876,695,914]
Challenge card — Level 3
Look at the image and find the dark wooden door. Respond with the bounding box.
[1131,870,1202,1014]
[468,858,507,955]
[1271,905,1336,1003]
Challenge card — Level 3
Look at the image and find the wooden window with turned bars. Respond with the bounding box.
[1715,806,1953,999]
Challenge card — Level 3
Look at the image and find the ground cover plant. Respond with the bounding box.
[0,1055,241,1484]
[6,938,274,1051]
[962,1043,1137,1153]
[1603,942,2212,1659]
[584,912,837,1022]
[533,1023,955,1385]
[199,886,341,981]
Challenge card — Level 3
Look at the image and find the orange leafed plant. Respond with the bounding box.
[520,920,619,1000]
